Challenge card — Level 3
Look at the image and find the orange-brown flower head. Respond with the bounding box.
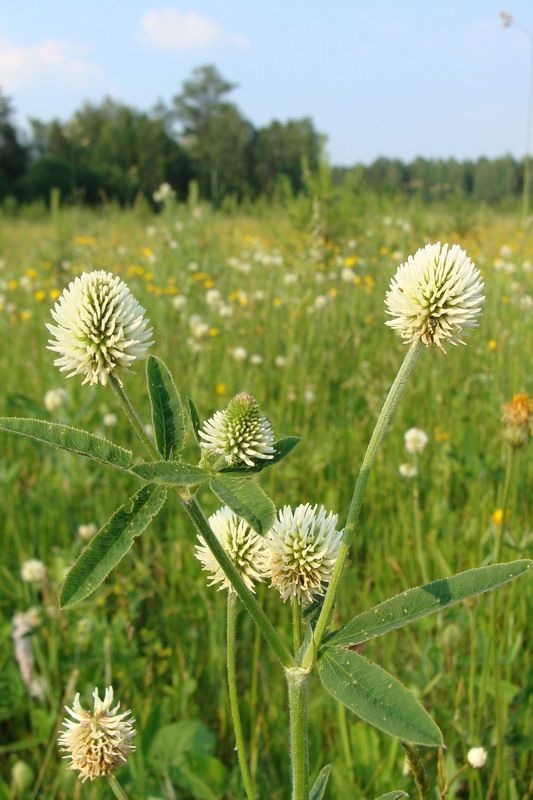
[502,394,532,449]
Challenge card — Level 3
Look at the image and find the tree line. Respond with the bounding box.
[0,64,528,208]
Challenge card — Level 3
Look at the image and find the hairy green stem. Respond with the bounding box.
[302,341,422,668]
[107,775,130,800]
[412,455,428,583]
[227,593,256,800]
[109,374,161,460]
[292,597,302,655]
[286,669,309,800]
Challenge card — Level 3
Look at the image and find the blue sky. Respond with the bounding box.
[1,1,533,166]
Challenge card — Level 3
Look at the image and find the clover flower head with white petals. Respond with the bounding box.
[200,393,276,468]
[467,747,488,769]
[47,271,154,386]
[385,243,484,351]
[58,687,135,782]
[195,506,267,593]
[264,503,343,604]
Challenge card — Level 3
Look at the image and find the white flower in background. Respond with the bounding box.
[12,612,34,687]
[44,388,68,412]
[172,295,187,310]
[78,523,98,541]
[29,676,48,701]
[152,182,175,203]
[341,267,356,282]
[250,354,263,365]
[102,413,118,427]
[399,462,418,478]
[59,687,135,782]
[200,393,275,468]
[232,347,247,362]
[404,428,429,454]
[205,289,221,308]
[467,747,488,769]
[47,271,154,386]
[195,507,267,593]
[385,243,484,350]
[274,355,287,368]
[264,504,343,603]
[21,559,46,583]
[304,389,316,403]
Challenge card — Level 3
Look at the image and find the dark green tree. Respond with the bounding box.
[0,92,28,200]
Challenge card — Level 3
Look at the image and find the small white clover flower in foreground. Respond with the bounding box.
[59,687,135,782]
[200,393,276,468]
[264,504,343,604]
[47,271,154,386]
[404,427,429,454]
[195,507,267,593]
[21,559,46,583]
[385,243,484,350]
[467,747,488,769]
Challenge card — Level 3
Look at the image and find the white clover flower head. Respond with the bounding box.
[195,507,267,593]
[200,393,276,468]
[232,346,247,362]
[44,388,68,412]
[404,427,429,454]
[102,413,118,427]
[58,687,136,782]
[467,747,488,769]
[264,504,343,604]
[399,462,418,478]
[78,523,98,541]
[385,243,484,351]
[46,271,154,386]
[21,559,46,583]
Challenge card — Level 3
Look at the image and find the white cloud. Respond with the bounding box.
[139,8,248,50]
[0,37,100,92]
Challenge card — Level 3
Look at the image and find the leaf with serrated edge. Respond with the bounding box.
[318,647,443,746]
[220,436,302,474]
[186,397,202,443]
[60,484,167,608]
[147,356,185,459]
[375,792,409,800]
[132,461,210,486]
[326,561,533,649]
[309,764,331,800]
[210,475,275,534]
[0,417,132,470]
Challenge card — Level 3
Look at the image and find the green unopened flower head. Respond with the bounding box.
[385,243,484,351]
[195,506,267,593]
[200,393,276,468]
[58,687,135,782]
[264,503,343,604]
[47,271,154,386]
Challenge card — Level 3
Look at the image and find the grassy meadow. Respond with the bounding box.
[0,194,532,799]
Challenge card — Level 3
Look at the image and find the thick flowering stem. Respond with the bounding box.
[302,341,422,668]
[227,593,256,800]
[107,776,130,800]
[181,494,295,670]
[286,668,309,800]
[109,374,161,461]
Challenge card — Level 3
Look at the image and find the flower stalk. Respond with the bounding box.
[286,668,309,800]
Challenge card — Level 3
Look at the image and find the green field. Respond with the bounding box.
[0,197,532,800]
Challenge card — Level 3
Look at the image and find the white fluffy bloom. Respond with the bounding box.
[200,393,276,468]
[78,523,98,540]
[21,559,46,583]
[404,428,429,454]
[467,747,488,769]
[59,687,135,782]
[399,462,418,478]
[102,413,118,427]
[264,504,343,603]
[385,243,484,350]
[195,507,267,593]
[47,271,154,386]
[232,347,247,362]
[44,388,68,412]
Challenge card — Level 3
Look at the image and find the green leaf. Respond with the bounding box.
[147,356,185,459]
[148,720,216,770]
[210,475,275,534]
[326,560,533,649]
[309,764,332,800]
[0,417,132,470]
[318,647,443,747]
[375,792,409,800]
[132,461,210,487]
[220,436,302,474]
[60,484,167,608]
[186,397,202,443]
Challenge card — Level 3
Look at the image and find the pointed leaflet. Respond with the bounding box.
[318,647,443,747]
[132,461,210,487]
[325,561,533,649]
[219,437,302,474]
[309,764,331,800]
[146,356,185,459]
[210,475,275,534]
[60,484,167,608]
[186,397,202,443]
[0,417,132,470]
